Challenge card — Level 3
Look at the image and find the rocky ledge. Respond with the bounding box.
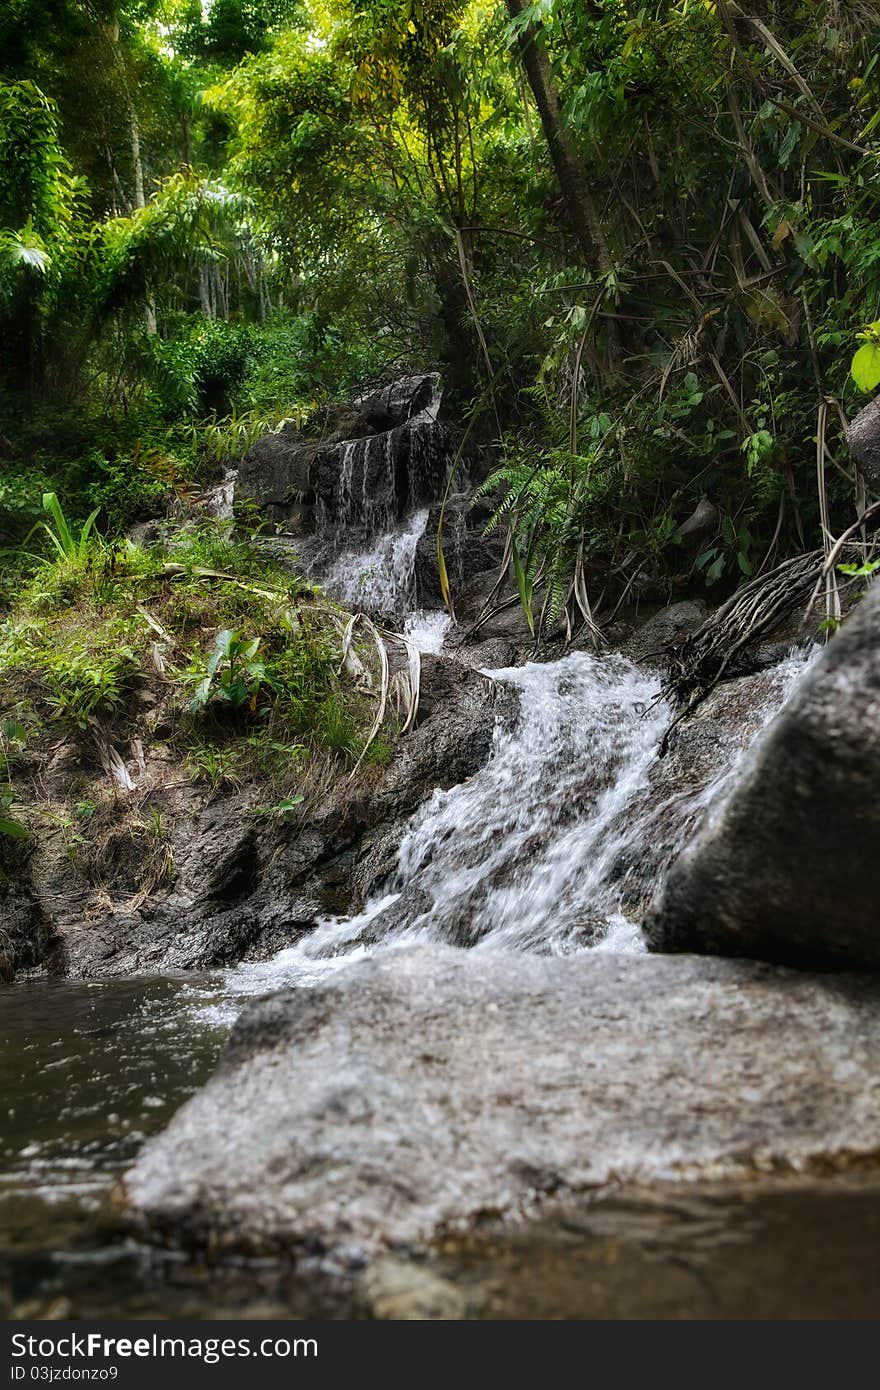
[644,582,880,969]
[123,943,880,1311]
[1,656,515,979]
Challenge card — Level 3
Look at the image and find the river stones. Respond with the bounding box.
[123,944,880,1264]
[644,583,880,968]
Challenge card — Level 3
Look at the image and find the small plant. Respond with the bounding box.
[43,646,138,729]
[32,492,101,563]
[838,559,880,578]
[0,790,27,841]
[186,742,240,789]
[311,694,360,755]
[253,795,305,816]
[186,628,272,712]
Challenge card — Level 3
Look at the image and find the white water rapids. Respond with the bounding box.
[206,629,814,1021]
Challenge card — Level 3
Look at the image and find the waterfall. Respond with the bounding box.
[322,508,428,619]
[210,643,814,1015]
[385,653,667,953]
[309,376,455,626]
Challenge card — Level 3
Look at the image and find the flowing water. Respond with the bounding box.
[0,488,817,1312]
[0,632,813,1313]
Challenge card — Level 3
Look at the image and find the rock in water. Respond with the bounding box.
[123,946,880,1265]
[644,584,880,968]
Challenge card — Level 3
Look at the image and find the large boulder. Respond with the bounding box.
[235,424,316,532]
[235,374,448,534]
[644,585,880,968]
[846,394,880,493]
[604,651,813,924]
[123,945,880,1299]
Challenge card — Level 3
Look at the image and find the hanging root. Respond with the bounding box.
[658,549,827,753]
[658,509,880,753]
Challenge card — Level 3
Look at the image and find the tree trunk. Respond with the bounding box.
[433,254,479,401]
[107,16,157,335]
[505,0,612,278]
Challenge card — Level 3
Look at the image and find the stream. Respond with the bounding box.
[0,503,815,1316]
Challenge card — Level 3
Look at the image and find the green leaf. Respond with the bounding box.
[851,342,880,393]
[512,538,535,635]
[0,816,29,839]
[838,560,880,577]
[188,677,213,711]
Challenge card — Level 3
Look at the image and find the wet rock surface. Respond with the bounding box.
[644,584,880,968]
[10,656,513,979]
[607,654,811,922]
[413,497,504,611]
[235,373,452,536]
[124,944,880,1265]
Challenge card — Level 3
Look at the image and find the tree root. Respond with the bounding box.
[658,549,827,754]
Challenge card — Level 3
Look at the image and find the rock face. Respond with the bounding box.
[413,496,504,610]
[235,373,453,535]
[7,657,512,979]
[124,945,880,1265]
[0,839,50,981]
[644,585,880,968]
[601,653,812,924]
[846,394,880,492]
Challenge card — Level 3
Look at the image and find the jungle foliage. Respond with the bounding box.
[1,1,880,630]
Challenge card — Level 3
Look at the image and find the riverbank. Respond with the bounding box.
[4,377,880,1320]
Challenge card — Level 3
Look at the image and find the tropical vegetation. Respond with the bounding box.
[2,0,879,800]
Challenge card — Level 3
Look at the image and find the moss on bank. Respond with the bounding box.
[0,516,392,847]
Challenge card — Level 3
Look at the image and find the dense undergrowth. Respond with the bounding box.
[3,3,880,641]
[0,499,393,857]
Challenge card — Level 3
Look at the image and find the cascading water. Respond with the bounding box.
[384,653,667,954]
[211,642,815,1015]
[309,375,455,639]
[322,508,429,618]
[318,505,451,651]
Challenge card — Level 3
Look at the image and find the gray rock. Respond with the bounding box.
[354,373,441,429]
[123,945,880,1262]
[606,658,811,922]
[644,585,880,967]
[616,599,707,666]
[359,1258,466,1320]
[31,656,513,979]
[413,496,504,610]
[846,394,880,492]
[235,374,452,535]
[235,424,316,532]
